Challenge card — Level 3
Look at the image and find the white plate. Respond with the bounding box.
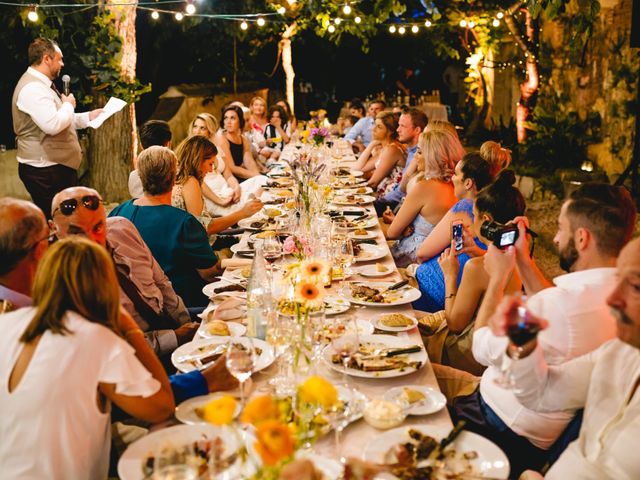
[330,177,368,188]
[373,313,418,332]
[348,281,422,307]
[332,194,376,205]
[172,337,275,373]
[324,295,352,315]
[357,264,394,277]
[340,217,379,230]
[197,321,246,339]
[354,244,387,263]
[118,424,240,480]
[321,318,374,341]
[332,169,364,178]
[175,392,242,425]
[237,216,279,231]
[382,385,447,415]
[363,425,510,479]
[351,230,379,240]
[295,452,343,480]
[202,279,247,299]
[335,186,374,195]
[322,334,426,379]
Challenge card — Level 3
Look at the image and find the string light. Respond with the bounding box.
[388,25,396,33]
[334,17,341,25]
[343,4,351,15]
[174,11,183,21]
[151,10,159,20]
[424,20,432,27]
[398,26,406,34]
[185,1,196,15]
[468,20,475,28]
[240,20,248,30]
[411,25,419,33]
[492,19,500,27]
[277,6,286,14]
[328,24,335,33]
[257,17,265,26]
[459,19,467,28]
[287,0,296,5]
[354,16,361,24]
[27,5,38,22]
[496,12,504,19]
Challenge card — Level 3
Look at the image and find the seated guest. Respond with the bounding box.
[189,112,218,141]
[0,197,237,404]
[50,186,199,356]
[412,142,512,312]
[128,120,172,198]
[386,129,461,267]
[276,100,297,136]
[215,105,261,179]
[173,136,262,235]
[344,99,386,153]
[487,235,640,479]
[109,146,221,307]
[352,112,406,197]
[349,99,366,119]
[449,183,636,476]
[0,237,174,478]
[431,170,525,375]
[259,104,290,163]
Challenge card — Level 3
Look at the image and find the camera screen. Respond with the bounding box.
[452,223,464,251]
[499,231,517,247]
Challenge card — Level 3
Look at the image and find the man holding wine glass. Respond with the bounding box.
[487,236,640,479]
[448,183,637,476]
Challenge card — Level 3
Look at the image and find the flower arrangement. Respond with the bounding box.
[201,376,339,479]
[286,153,326,219]
[282,235,312,261]
[308,127,331,147]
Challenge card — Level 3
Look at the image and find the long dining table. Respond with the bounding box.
[220,140,453,461]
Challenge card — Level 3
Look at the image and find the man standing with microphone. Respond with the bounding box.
[12,38,102,218]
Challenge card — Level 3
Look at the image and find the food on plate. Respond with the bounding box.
[143,438,222,477]
[332,167,351,177]
[383,428,479,480]
[376,262,389,273]
[354,228,368,236]
[206,320,230,337]
[213,284,245,295]
[264,208,283,218]
[276,189,294,197]
[277,298,323,315]
[240,267,251,278]
[183,343,262,369]
[356,187,367,194]
[331,341,423,373]
[363,399,406,429]
[255,230,277,239]
[402,388,426,404]
[350,284,407,304]
[379,313,414,328]
[249,218,278,230]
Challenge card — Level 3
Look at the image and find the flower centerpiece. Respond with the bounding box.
[282,235,312,261]
[308,126,331,147]
[286,152,326,224]
[201,376,339,479]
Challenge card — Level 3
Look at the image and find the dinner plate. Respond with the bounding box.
[172,337,275,373]
[350,230,379,240]
[330,177,368,188]
[373,313,418,332]
[334,186,374,195]
[354,244,387,263]
[295,452,343,479]
[237,216,280,231]
[118,424,240,480]
[348,281,422,307]
[362,425,510,479]
[322,334,427,379]
[202,279,247,299]
[339,217,379,231]
[278,295,351,317]
[356,263,394,277]
[321,317,374,341]
[382,385,447,415]
[175,392,242,425]
[332,194,376,205]
[197,321,246,339]
[332,169,364,178]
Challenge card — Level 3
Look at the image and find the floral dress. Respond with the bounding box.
[375,142,406,199]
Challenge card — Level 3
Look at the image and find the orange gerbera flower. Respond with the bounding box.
[240,395,282,426]
[294,281,324,307]
[300,259,329,279]
[254,420,295,466]
[201,395,237,426]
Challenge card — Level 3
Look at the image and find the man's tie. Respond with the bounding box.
[50,82,61,98]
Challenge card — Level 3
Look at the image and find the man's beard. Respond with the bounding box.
[611,306,634,326]
[559,237,579,272]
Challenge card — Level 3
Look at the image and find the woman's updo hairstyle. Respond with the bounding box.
[459,152,493,192]
[480,141,512,177]
[475,169,525,223]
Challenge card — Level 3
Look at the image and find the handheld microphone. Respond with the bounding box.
[62,75,70,96]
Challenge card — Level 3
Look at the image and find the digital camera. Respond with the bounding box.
[480,220,519,249]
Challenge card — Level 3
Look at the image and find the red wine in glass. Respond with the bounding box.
[507,320,541,346]
[264,252,282,264]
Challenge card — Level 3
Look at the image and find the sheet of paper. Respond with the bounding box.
[88,97,127,129]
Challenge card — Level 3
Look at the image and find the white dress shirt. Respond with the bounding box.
[15,67,90,167]
[473,268,618,449]
[511,339,640,479]
[344,116,374,146]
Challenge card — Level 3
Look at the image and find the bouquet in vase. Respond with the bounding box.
[308,127,331,147]
[286,153,326,217]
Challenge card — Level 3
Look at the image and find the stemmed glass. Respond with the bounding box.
[268,312,295,396]
[333,238,355,297]
[329,314,359,387]
[153,443,198,480]
[225,338,256,408]
[324,389,361,464]
[292,391,323,451]
[262,235,283,280]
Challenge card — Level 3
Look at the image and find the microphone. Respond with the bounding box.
[62,75,70,96]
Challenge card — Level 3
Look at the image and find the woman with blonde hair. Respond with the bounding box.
[385,129,462,267]
[189,112,218,141]
[479,140,512,175]
[0,237,174,478]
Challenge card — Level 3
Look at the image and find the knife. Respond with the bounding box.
[353,239,378,245]
[380,279,409,294]
[384,345,422,357]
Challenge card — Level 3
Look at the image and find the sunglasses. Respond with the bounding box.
[53,195,102,217]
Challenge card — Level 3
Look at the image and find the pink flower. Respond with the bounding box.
[282,236,297,255]
[303,244,314,257]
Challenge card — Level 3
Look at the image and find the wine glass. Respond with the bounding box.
[333,239,355,297]
[292,390,323,450]
[225,338,256,408]
[268,312,295,396]
[153,443,198,480]
[324,388,361,463]
[262,235,283,279]
[329,315,359,387]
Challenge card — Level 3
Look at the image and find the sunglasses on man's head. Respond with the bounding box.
[53,195,102,217]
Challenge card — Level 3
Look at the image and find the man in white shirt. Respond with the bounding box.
[451,183,637,475]
[12,37,102,218]
[344,99,385,152]
[487,236,640,479]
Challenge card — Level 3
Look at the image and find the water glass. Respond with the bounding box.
[225,339,255,407]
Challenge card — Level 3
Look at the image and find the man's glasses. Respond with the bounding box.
[52,195,102,217]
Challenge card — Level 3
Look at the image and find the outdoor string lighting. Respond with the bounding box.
[398,26,406,34]
[151,9,159,20]
[257,17,265,26]
[334,17,341,25]
[240,20,248,30]
[411,25,419,33]
[174,11,183,21]
[354,16,361,24]
[27,5,38,22]
[343,3,351,15]
[185,1,196,15]
[388,25,396,33]
[328,24,336,33]
[424,20,432,27]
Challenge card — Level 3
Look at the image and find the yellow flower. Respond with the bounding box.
[202,395,237,426]
[254,420,295,466]
[297,376,338,409]
[299,259,329,280]
[240,395,282,426]
[294,281,324,308]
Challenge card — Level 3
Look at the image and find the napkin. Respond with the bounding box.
[221,258,253,269]
[200,296,246,323]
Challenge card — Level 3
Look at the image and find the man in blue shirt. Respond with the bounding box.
[344,99,386,153]
[374,107,428,215]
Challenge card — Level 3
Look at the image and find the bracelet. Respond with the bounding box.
[445,293,457,300]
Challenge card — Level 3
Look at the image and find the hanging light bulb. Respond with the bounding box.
[411,25,419,33]
[27,6,38,22]
[343,4,352,15]
[497,12,504,19]
[277,6,286,14]
[398,26,406,34]
[151,10,159,20]
[468,20,476,28]
[175,12,184,21]
[240,20,248,30]
[424,20,432,27]
[328,24,336,33]
[389,25,396,33]
[257,17,265,27]
[334,17,342,25]
[354,16,361,24]
[185,1,196,15]
[492,19,500,27]
[287,0,296,5]
[459,19,467,28]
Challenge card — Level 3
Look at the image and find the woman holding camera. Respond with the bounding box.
[426,169,525,375]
